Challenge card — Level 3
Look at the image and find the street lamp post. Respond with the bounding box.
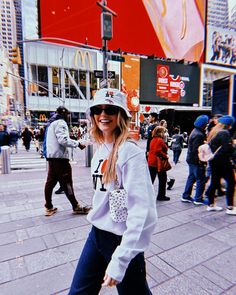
[97,0,117,88]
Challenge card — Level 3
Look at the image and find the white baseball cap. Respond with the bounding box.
[86,88,132,118]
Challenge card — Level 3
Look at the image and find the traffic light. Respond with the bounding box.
[101,12,113,40]
[3,74,9,87]
[10,47,22,65]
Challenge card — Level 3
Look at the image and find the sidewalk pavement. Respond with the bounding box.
[0,140,236,295]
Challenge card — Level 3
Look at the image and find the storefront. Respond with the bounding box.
[23,41,120,119]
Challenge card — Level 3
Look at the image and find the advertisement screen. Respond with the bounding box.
[140,59,200,105]
[206,0,236,67]
[39,0,205,62]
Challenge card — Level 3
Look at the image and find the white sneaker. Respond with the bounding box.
[207,205,223,212]
[226,207,236,215]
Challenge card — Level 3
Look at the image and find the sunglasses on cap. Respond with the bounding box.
[90,105,120,116]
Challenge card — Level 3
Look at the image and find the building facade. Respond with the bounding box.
[23,41,120,126]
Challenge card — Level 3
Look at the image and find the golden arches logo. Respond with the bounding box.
[74,50,92,70]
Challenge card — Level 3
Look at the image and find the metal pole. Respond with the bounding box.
[85,47,93,167]
[103,39,108,88]
[1,146,11,174]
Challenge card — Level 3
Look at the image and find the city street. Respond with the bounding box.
[0,140,236,295]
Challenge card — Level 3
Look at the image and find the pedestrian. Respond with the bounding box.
[69,88,157,295]
[205,115,236,214]
[35,126,45,157]
[159,119,175,189]
[9,128,20,154]
[171,127,184,164]
[146,112,159,158]
[21,126,33,151]
[206,114,225,196]
[148,126,170,201]
[0,124,9,152]
[159,119,169,145]
[181,115,209,205]
[44,106,91,216]
[207,114,223,134]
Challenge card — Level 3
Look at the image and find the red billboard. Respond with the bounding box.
[39,0,205,62]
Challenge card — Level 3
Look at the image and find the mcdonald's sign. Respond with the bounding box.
[74,49,96,71]
[39,114,47,121]
[74,50,93,71]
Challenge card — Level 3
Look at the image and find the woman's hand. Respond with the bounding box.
[102,273,119,287]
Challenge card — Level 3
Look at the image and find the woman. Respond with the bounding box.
[159,120,175,190]
[205,115,236,214]
[159,119,169,144]
[148,126,170,201]
[69,88,157,295]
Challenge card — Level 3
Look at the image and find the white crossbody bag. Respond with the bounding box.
[108,178,128,223]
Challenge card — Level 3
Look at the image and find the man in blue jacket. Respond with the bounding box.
[181,115,209,205]
[44,106,91,216]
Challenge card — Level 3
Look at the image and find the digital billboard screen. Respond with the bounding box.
[206,0,236,67]
[140,58,200,105]
[38,0,205,62]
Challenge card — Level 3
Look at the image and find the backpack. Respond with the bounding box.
[198,143,221,162]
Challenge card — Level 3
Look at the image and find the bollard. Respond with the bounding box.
[1,145,11,174]
[85,145,93,167]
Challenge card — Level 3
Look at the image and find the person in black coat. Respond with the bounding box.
[9,129,20,153]
[181,115,209,205]
[0,124,9,150]
[205,115,236,214]
[21,127,33,151]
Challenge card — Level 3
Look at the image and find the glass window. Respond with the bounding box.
[52,67,61,98]
[30,65,48,96]
[38,66,48,96]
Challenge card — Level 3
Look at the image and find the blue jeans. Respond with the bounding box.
[182,163,206,201]
[173,149,182,164]
[69,226,152,295]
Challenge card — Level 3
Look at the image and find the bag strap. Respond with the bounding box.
[114,177,124,189]
[212,145,222,157]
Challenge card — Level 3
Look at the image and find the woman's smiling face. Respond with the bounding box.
[93,104,119,142]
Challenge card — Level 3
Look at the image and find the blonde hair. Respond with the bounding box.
[152,126,165,139]
[89,109,131,184]
[207,123,228,142]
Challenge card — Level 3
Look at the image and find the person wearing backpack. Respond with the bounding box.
[205,115,235,214]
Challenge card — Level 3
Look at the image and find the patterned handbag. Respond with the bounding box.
[108,180,128,223]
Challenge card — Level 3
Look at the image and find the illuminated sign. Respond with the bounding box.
[140,59,200,105]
